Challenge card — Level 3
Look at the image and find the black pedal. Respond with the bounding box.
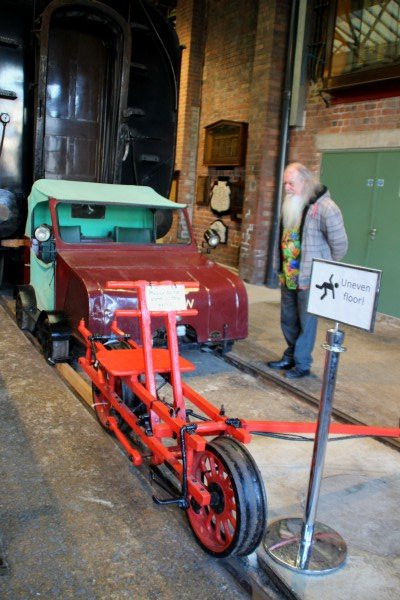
[137,414,153,436]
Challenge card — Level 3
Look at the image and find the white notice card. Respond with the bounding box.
[145,284,186,312]
[308,259,381,332]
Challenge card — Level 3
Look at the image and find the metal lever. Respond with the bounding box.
[369,228,376,240]
[151,423,197,509]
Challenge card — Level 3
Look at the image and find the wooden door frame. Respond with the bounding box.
[34,0,131,183]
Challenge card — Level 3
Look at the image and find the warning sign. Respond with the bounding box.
[308,259,381,332]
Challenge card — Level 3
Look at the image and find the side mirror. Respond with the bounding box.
[203,228,220,249]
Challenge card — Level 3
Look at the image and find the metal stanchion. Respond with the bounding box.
[264,324,347,574]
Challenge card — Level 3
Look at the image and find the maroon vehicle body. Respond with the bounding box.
[20,183,248,353]
[55,241,248,346]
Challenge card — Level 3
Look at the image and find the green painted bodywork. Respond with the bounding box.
[30,249,55,311]
[26,180,187,312]
[26,179,185,236]
[55,203,153,238]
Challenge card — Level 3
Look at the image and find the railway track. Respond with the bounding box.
[222,349,400,452]
[2,288,398,453]
[2,289,398,600]
[0,291,297,600]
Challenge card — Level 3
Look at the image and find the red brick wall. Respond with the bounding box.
[191,0,258,267]
[175,0,292,275]
[289,84,400,177]
[175,2,400,283]
[239,0,291,283]
[175,0,207,206]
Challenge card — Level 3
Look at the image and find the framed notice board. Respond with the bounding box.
[203,120,247,167]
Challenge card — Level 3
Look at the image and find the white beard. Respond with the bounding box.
[281,194,308,229]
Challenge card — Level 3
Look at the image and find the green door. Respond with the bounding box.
[321,150,400,318]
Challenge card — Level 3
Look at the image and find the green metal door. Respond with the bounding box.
[365,151,400,318]
[321,150,400,318]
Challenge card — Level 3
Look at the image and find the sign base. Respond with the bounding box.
[264,518,347,575]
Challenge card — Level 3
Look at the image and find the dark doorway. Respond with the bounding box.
[34,1,130,184]
[44,26,107,181]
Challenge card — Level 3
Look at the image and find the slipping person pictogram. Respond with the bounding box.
[316,274,339,300]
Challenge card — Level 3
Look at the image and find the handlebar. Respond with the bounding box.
[106,280,199,292]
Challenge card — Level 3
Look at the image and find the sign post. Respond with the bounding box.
[264,260,381,574]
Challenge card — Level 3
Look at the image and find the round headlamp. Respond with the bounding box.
[204,228,220,249]
[34,224,52,243]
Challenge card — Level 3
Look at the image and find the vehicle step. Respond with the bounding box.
[139,154,160,163]
[0,35,19,48]
[0,88,17,100]
[123,107,146,118]
[130,62,148,71]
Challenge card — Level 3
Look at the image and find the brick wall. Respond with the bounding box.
[289,83,400,177]
[189,0,258,267]
[175,0,292,276]
[175,2,400,284]
[175,0,207,209]
[239,0,291,283]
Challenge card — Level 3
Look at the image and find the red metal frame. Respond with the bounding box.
[78,280,400,509]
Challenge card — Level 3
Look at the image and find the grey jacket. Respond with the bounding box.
[298,186,348,288]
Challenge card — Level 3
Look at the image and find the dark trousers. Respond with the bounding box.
[280,286,318,371]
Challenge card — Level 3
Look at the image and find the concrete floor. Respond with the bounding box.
[1,282,400,599]
[238,282,400,429]
[191,371,400,599]
[230,282,400,598]
[0,305,248,600]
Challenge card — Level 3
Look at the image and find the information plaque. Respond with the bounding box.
[307,259,381,332]
[145,284,186,312]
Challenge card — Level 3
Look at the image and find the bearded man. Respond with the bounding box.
[267,162,348,379]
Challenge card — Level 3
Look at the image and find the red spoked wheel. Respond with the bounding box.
[92,379,142,433]
[92,383,115,431]
[187,436,267,557]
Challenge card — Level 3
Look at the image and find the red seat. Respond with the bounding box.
[95,348,195,377]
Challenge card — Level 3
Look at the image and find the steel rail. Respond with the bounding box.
[222,351,400,452]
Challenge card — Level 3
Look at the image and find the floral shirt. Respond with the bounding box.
[281,227,301,289]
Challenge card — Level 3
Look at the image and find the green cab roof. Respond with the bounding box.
[30,179,186,209]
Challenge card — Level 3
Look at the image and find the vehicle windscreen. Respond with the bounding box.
[55,203,191,245]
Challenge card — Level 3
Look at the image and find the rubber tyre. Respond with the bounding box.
[187,436,267,557]
[38,317,69,362]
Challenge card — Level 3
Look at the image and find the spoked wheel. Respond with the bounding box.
[187,436,267,557]
[92,378,144,433]
[92,383,116,431]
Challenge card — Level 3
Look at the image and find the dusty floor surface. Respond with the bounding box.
[1,290,400,599]
[191,370,400,600]
[231,294,400,429]
[0,306,249,600]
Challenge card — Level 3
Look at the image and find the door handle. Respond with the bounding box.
[369,228,376,239]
